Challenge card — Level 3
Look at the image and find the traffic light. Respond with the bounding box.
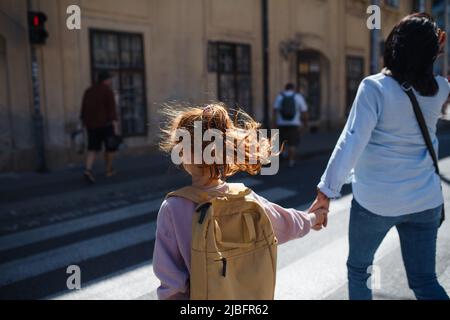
[28,11,48,45]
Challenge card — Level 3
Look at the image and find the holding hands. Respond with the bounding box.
[308,189,331,231]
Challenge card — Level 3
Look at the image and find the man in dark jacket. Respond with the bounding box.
[80,71,120,183]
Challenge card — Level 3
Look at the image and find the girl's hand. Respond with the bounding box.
[309,208,329,231]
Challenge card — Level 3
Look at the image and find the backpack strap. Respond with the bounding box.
[167,187,213,224]
[167,183,250,202]
[167,186,210,204]
[226,183,250,196]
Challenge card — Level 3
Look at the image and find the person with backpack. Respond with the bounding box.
[153,104,328,300]
[309,13,449,300]
[273,83,309,168]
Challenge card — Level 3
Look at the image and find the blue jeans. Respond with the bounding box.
[347,199,449,300]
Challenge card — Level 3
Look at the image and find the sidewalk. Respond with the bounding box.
[0,130,342,236]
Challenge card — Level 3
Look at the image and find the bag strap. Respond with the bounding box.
[390,78,445,226]
[398,81,440,176]
[167,186,211,204]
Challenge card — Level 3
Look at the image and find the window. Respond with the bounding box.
[297,51,322,121]
[90,30,147,137]
[208,42,252,112]
[385,0,400,8]
[346,56,365,116]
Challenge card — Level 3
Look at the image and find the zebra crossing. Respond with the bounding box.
[1,170,450,300]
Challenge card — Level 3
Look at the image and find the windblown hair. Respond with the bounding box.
[160,103,276,180]
[384,13,442,96]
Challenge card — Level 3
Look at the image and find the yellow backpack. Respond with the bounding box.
[167,183,278,300]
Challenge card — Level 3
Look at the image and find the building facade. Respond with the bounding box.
[0,0,419,172]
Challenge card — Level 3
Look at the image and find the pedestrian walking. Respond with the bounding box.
[153,104,327,300]
[80,71,121,184]
[273,83,309,168]
[310,13,449,300]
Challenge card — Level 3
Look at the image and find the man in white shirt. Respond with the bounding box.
[273,83,309,167]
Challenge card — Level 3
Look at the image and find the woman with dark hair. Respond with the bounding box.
[310,13,449,300]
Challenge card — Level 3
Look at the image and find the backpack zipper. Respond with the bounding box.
[221,258,227,277]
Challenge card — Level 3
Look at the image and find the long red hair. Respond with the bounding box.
[160,103,277,179]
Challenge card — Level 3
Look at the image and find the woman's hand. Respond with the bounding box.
[309,189,330,229]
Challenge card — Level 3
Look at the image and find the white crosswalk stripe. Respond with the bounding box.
[0,200,161,252]
[0,222,157,287]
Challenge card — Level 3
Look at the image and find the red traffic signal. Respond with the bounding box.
[28,11,48,45]
[33,15,40,27]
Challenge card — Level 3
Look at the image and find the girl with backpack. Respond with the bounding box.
[153,104,328,300]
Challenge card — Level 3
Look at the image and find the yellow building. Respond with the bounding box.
[0,0,420,172]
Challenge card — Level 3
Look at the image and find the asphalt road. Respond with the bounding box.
[1,130,450,300]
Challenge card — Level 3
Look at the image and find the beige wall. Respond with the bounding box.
[0,0,34,171]
[269,0,414,129]
[0,0,415,172]
[0,35,11,171]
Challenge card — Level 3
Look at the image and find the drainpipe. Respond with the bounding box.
[262,0,270,129]
[370,0,381,75]
[419,0,426,12]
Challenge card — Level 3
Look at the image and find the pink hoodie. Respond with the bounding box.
[152,183,313,300]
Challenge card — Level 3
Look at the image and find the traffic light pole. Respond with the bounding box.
[30,47,47,172]
[261,0,270,130]
[27,0,48,172]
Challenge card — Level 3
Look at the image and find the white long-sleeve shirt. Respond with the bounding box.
[318,73,448,216]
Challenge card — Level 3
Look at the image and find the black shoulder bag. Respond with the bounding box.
[398,81,445,227]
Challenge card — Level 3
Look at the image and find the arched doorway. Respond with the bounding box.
[297,50,328,123]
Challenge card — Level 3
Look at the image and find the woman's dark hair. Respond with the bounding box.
[384,13,441,96]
